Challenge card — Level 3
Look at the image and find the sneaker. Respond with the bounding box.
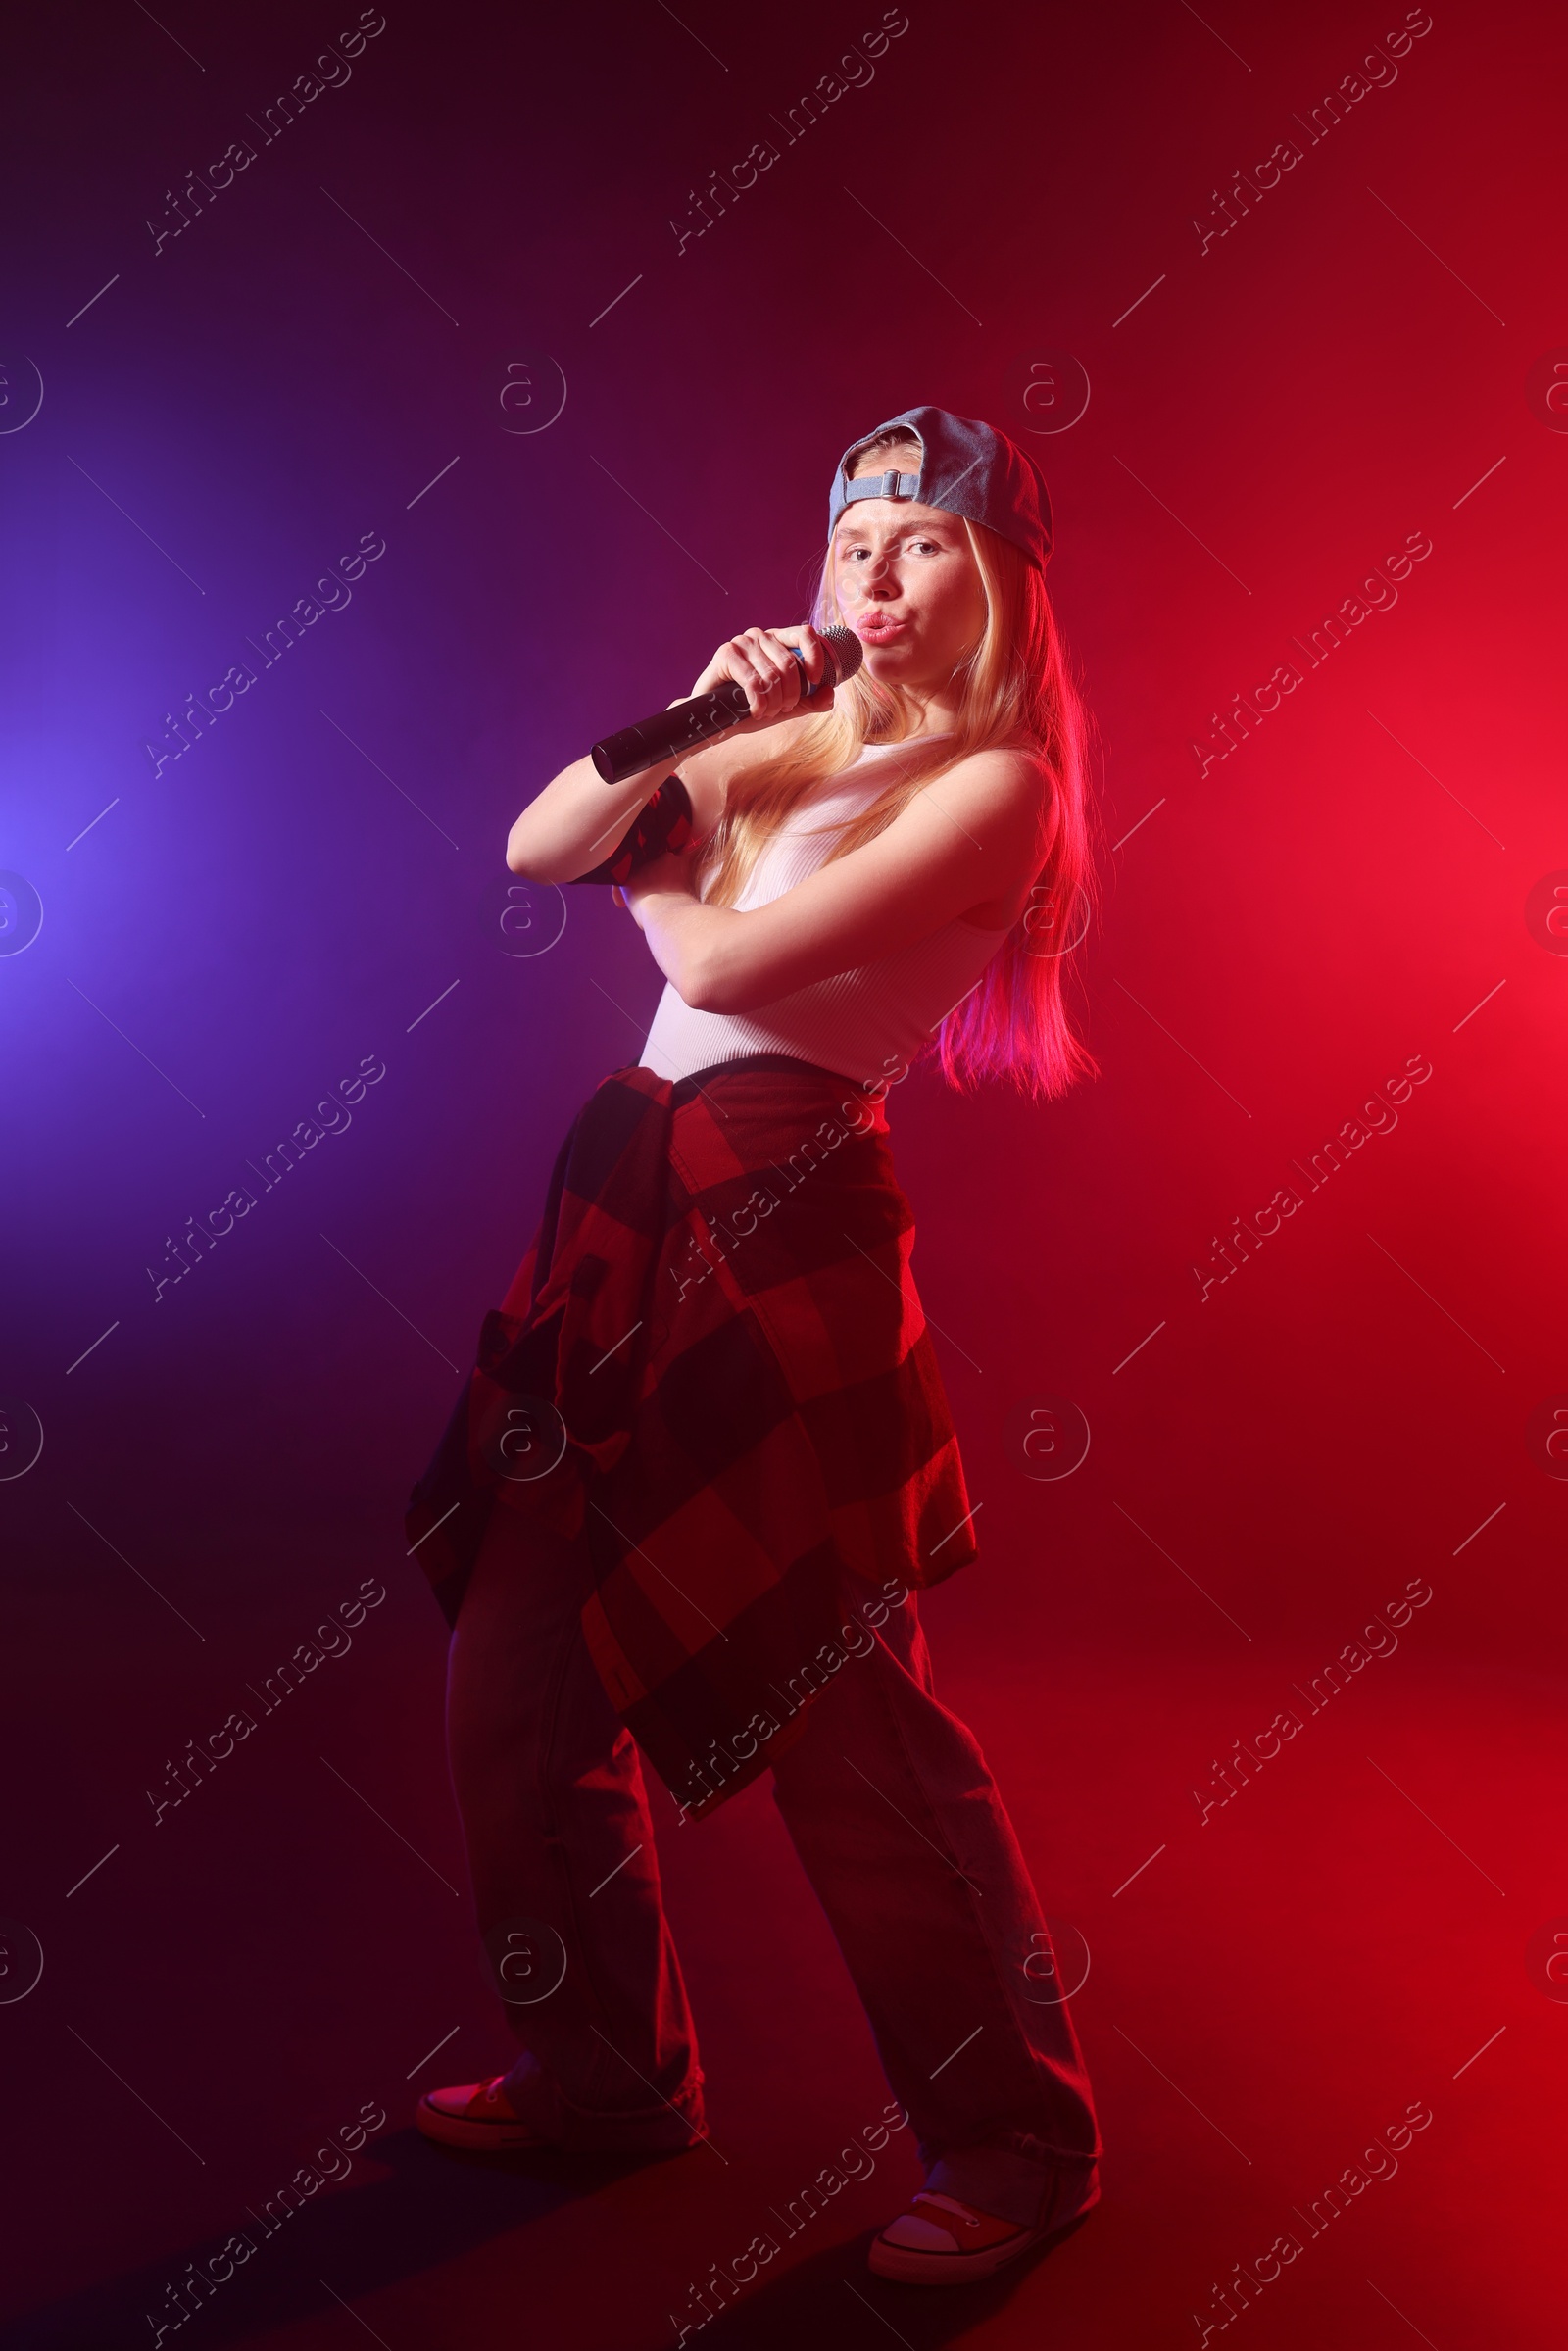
[416,2057,707,2157]
[416,2074,553,2151]
[868,2175,1097,2285]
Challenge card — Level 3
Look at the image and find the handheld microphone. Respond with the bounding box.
[591,625,864,785]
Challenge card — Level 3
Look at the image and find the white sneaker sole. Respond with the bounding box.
[867,2192,1098,2286]
[415,2092,708,2157]
[867,2225,1043,2285]
[416,2096,553,2151]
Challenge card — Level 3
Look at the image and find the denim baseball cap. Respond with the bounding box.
[827,405,1054,571]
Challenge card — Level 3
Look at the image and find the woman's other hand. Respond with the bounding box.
[612,846,702,931]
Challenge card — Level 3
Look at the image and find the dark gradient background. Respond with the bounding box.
[2,1,1564,2343]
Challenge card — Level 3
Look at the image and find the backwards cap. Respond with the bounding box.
[827,405,1053,571]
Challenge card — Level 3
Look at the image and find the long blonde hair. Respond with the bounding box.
[695,430,1100,1099]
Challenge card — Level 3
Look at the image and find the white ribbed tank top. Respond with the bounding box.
[638,735,1011,1091]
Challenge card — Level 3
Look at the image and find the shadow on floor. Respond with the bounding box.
[0,2128,644,2348]
[3,2130,1093,2350]
[671,2209,1095,2350]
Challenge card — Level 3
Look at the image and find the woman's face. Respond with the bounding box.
[831,487,989,698]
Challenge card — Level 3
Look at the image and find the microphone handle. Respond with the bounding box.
[590,629,858,786]
[591,680,752,786]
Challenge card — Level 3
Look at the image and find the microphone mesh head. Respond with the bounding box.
[818,623,864,690]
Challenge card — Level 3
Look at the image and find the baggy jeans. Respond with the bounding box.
[445,1498,1102,2228]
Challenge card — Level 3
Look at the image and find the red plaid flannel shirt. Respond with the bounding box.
[405,1053,978,1821]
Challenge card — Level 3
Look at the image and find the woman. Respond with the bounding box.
[404,407,1102,2291]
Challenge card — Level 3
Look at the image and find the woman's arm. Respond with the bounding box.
[507,746,691,885]
[620,748,1054,1014]
[506,625,832,883]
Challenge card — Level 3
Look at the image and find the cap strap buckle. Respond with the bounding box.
[842,469,921,507]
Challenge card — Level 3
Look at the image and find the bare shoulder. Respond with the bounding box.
[919,747,1056,932]
[941,742,1052,799]
[924,744,1056,850]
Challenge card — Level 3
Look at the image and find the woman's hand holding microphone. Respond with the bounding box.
[683,622,834,736]
[611,624,834,919]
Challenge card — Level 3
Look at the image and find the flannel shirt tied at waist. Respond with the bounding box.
[404,1052,979,1823]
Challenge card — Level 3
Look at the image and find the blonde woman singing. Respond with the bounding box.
[406,407,1102,2292]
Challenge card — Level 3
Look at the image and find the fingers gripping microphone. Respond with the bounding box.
[590,626,863,785]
